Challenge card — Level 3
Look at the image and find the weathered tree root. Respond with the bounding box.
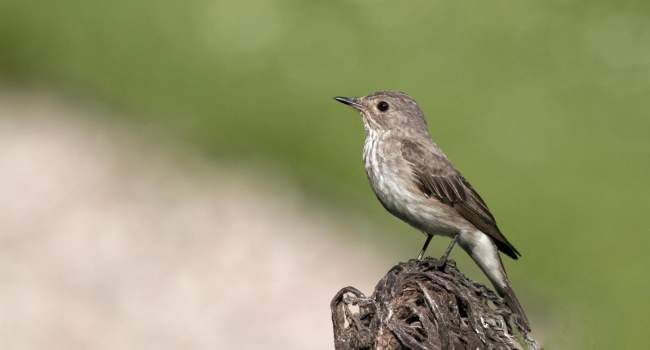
[331,258,539,350]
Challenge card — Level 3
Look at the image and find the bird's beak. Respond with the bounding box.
[334,96,363,110]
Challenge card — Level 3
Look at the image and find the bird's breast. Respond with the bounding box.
[362,135,422,216]
[362,134,460,236]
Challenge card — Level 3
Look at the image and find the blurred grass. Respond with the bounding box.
[1,0,649,348]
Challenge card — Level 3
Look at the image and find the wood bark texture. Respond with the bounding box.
[331,258,538,350]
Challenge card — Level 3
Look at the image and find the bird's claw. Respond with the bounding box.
[434,258,449,271]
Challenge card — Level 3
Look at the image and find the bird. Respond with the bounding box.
[334,90,530,331]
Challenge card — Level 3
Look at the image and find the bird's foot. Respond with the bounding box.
[434,235,459,270]
[434,257,449,271]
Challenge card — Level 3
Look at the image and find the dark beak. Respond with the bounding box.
[334,96,362,110]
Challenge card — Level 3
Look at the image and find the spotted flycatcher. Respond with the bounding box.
[335,91,530,331]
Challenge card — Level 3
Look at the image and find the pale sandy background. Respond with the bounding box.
[0,93,387,349]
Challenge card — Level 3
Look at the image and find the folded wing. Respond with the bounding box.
[401,140,521,259]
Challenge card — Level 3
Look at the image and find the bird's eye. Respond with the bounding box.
[377,101,389,112]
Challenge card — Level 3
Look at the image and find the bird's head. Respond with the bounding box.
[334,91,428,135]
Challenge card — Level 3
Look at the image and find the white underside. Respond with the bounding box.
[363,130,464,236]
[459,230,508,291]
[362,129,508,291]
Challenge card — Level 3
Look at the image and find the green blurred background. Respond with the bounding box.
[1,0,649,348]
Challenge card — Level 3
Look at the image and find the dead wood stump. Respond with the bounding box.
[331,258,538,350]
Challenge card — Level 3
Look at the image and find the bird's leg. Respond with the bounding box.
[417,234,433,260]
[436,234,460,269]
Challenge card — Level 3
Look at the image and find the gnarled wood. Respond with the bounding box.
[331,258,538,350]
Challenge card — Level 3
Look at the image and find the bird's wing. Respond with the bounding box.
[401,139,521,259]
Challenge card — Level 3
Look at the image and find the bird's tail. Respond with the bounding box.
[499,282,531,333]
[464,234,531,333]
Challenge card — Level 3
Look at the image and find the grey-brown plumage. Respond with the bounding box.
[334,90,531,331]
[400,139,520,260]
